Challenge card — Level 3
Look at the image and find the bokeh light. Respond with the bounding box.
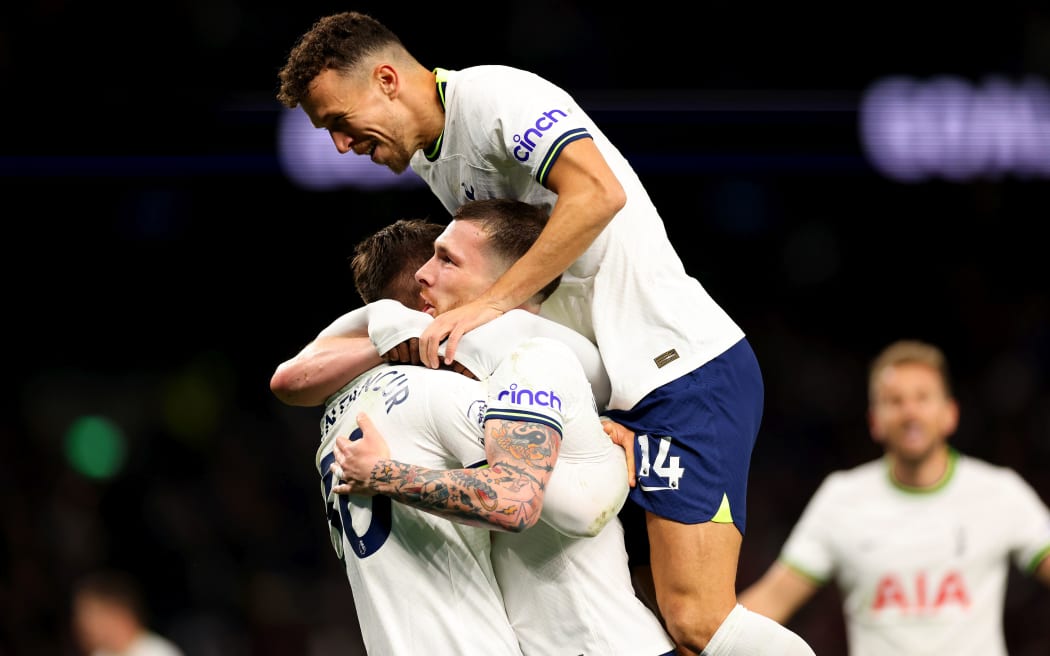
[64,415,127,480]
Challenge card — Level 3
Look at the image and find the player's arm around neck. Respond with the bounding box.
[270,335,382,407]
[271,305,390,407]
[332,413,561,533]
[485,138,625,312]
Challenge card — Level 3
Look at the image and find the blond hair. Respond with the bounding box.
[868,339,953,402]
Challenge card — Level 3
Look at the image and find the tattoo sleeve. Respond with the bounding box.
[367,419,560,532]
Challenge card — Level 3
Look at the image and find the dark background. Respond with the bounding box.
[3,2,1050,654]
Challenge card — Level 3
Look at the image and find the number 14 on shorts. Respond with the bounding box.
[636,434,684,490]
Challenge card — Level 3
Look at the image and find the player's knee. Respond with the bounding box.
[659,597,723,652]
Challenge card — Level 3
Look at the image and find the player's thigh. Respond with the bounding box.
[646,513,741,607]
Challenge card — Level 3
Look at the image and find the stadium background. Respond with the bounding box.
[3,2,1049,653]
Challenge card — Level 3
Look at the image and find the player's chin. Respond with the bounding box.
[379,154,411,174]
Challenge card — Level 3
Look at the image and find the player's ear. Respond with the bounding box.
[376,64,398,98]
[867,409,886,444]
[941,397,959,438]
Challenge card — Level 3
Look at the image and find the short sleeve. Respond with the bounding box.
[421,369,488,469]
[316,305,371,339]
[999,468,1050,573]
[484,337,581,435]
[778,474,842,584]
[366,299,433,355]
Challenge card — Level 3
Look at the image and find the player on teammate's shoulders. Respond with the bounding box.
[275,12,814,653]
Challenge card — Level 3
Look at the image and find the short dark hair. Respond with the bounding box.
[277,12,404,109]
[452,199,561,303]
[351,219,444,307]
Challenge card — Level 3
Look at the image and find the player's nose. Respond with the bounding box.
[415,258,436,286]
[329,130,352,154]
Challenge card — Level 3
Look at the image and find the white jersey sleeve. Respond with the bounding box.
[315,304,370,339]
[314,300,428,349]
[777,472,843,584]
[997,467,1050,573]
[485,337,627,538]
[365,299,433,355]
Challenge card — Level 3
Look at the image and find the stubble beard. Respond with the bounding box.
[379,112,416,174]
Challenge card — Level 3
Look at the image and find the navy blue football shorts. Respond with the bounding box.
[604,337,762,534]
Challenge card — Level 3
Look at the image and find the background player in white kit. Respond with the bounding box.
[739,339,1050,655]
[275,13,814,654]
[281,202,674,655]
[71,569,186,656]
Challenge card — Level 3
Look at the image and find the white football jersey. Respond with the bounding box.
[317,364,523,656]
[409,65,746,411]
[485,337,674,655]
[779,451,1050,656]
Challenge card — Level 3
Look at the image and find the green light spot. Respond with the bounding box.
[65,415,127,479]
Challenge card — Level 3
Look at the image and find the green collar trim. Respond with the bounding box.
[424,68,450,161]
[886,448,958,494]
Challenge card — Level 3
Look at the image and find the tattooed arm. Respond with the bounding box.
[332,411,561,533]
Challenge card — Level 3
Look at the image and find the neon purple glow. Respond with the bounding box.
[276,108,425,191]
[860,75,1050,182]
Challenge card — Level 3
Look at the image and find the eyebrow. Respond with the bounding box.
[432,237,460,262]
[312,112,339,130]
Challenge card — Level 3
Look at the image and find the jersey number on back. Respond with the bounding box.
[319,428,393,559]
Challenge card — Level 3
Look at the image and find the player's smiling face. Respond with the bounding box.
[868,362,958,462]
[301,67,415,174]
[415,220,504,316]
